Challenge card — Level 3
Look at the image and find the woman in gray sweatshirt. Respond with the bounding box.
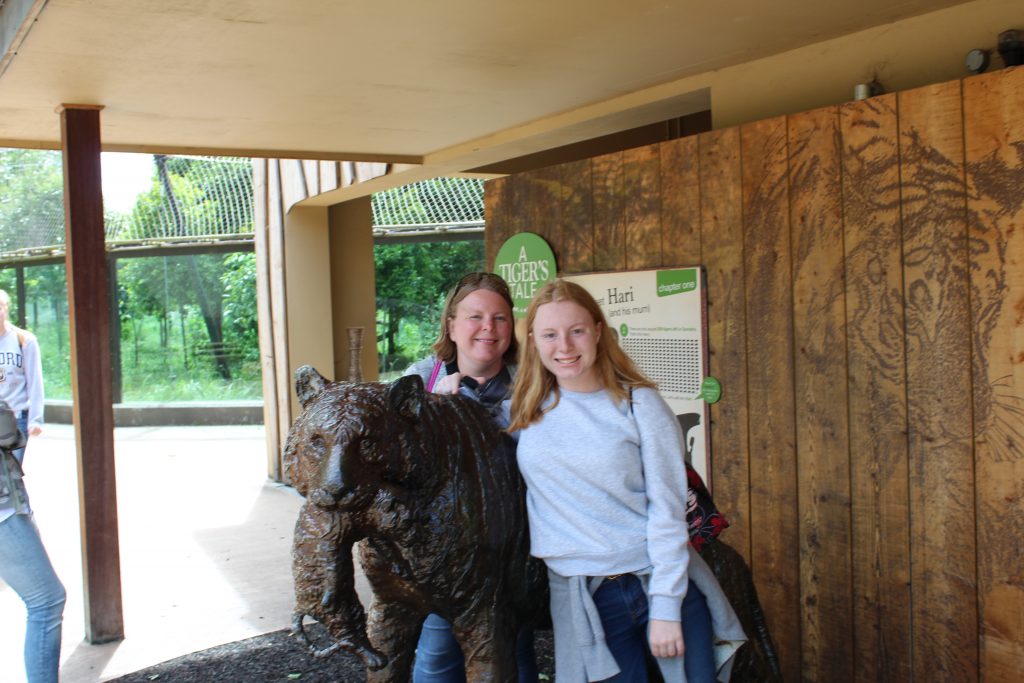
[508,279,744,683]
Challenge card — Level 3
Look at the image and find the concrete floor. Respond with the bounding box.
[0,424,315,683]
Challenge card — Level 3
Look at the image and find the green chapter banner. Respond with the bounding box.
[656,268,698,297]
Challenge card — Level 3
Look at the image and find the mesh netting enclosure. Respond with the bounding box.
[0,151,254,262]
[1,149,484,258]
[371,176,484,239]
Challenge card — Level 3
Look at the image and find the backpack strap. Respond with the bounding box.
[10,325,26,349]
[426,359,444,392]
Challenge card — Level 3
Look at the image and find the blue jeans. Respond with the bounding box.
[13,411,28,465]
[413,612,539,683]
[0,512,66,683]
[591,574,715,683]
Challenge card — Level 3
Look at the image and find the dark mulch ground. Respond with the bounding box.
[106,623,554,683]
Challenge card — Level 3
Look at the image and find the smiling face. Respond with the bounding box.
[531,300,603,393]
[447,288,513,380]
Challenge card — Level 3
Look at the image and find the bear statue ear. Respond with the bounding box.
[387,374,424,421]
[295,365,330,408]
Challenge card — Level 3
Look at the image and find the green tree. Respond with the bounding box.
[112,156,254,380]
[221,252,259,362]
[374,240,484,374]
[0,149,64,253]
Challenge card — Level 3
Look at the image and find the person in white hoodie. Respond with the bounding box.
[0,289,44,465]
[509,279,744,683]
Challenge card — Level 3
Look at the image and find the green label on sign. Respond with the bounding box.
[699,377,722,404]
[493,232,557,317]
[656,268,698,297]
[619,323,629,338]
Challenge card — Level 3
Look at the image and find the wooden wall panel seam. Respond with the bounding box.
[899,79,979,682]
[840,92,914,683]
[963,65,1024,682]
[792,103,859,681]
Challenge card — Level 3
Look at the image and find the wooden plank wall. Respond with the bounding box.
[251,158,395,477]
[484,65,1024,682]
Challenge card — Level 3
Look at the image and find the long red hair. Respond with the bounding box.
[508,279,654,431]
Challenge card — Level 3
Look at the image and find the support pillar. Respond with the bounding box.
[58,103,124,643]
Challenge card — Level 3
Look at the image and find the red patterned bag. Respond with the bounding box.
[684,463,729,552]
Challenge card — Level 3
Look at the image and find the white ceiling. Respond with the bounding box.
[0,0,971,175]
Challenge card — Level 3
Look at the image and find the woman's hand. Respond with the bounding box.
[648,619,684,659]
[28,425,42,437]
[432,372,463,395]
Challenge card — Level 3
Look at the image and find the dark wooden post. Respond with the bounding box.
[58,103,124,643]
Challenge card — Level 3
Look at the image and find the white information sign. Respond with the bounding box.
[565,267,711,484]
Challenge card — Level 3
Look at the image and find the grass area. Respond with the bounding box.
[30,301,262,403]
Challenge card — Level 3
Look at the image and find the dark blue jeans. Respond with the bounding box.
[591,574,715,683]
[412,612,539,683]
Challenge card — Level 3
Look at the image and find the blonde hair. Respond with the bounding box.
[508,279,654,431]
[431,272,518,364]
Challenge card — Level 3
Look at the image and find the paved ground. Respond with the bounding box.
[0,423,330,683]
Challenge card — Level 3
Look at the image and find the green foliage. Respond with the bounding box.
[222,252,259,361]
[2,150,488,403]
[108,155,253,241]
[0,149,64,252]
[1,151,261,403]
[1,254,261,402]
[374,240,484,377]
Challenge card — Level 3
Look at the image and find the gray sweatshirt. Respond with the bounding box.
[516,386,690,622]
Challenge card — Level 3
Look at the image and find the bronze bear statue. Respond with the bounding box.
[285,366,548,682]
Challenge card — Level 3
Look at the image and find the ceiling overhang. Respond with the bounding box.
[0,1,981,185]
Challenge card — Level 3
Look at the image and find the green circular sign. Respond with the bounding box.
[700,377,722,404]
[619,323,629,337]
[493,232,557,317]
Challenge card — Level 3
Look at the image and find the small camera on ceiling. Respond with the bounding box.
[997,29,1023,67]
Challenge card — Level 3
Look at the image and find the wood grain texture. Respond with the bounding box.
[459,69,1024,680]
[267,160,293,481]
[788,105,853,682]
[60,106,124,642]
[622,144,662,269]
[840,93,912,683]
[484,176,510,270]
[696,125,758,664]
[739,115,800,682]
[282,158,309,211]
[963,66,1024,682]
[556,159,594,274]
[660,136,700,267]
[522,165,563,267]
[319,161,339,193]
[899,80,978,682]
[302,159,320,197]
[251,159,282,480]
[592,151,626,271]
[506,172,532,239]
